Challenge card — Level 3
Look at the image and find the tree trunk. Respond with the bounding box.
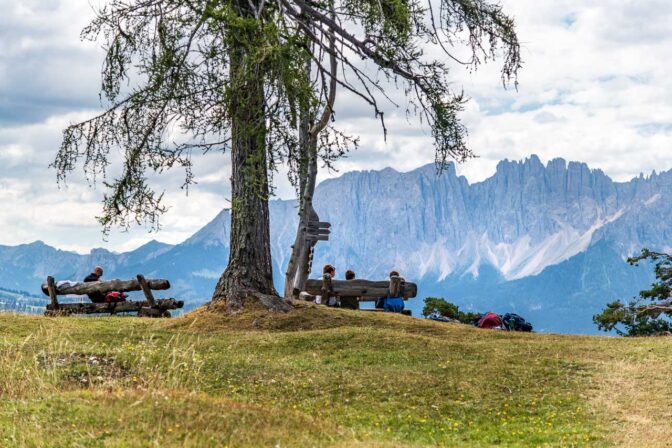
[211,4,286,312]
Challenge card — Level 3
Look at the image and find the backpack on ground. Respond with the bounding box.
[501,313,533,332]
[477,312,502,329]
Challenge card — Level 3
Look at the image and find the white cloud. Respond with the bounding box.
[0,0,671,251]
[0,144,33,167]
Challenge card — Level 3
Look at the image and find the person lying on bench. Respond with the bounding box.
[340,270,360,310]
[375,270,405,313]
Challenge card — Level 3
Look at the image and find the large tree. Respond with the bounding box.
[54,0,521,311]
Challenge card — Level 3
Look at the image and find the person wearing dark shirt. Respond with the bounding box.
[319,264,339,307]
[84,266,105,303]
[340,270,360,310]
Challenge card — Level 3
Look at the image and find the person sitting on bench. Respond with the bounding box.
[318,264,339,307]
[340,270,360,310]
[84,266,106,303]
[83,266,127,303]
[375,270,405,313]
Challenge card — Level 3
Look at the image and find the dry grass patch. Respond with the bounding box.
[0,389,339,448]
[588,339,672,447]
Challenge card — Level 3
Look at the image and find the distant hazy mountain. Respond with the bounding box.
[0,286,46,315]
[2,155,668,333]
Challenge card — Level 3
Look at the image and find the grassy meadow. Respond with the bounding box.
[0,302,668,447]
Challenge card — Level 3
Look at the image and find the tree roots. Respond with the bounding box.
[209,289,292,314]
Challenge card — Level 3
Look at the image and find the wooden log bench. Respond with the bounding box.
[302,275,417,315]
[41,274,184,318]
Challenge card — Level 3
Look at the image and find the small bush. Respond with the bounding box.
[422,297,459,319]
[422,297,481,324]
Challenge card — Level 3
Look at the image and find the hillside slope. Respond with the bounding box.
[0,306,669,447]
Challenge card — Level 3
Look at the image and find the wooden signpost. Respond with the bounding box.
[304,221,331,243]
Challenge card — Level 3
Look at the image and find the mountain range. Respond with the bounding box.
[1,155,668,333]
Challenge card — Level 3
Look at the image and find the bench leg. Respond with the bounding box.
[138,307,171,318]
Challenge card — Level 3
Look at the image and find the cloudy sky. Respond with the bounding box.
[1,0,671,253]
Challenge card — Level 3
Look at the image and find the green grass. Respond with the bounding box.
[0,303,669,447]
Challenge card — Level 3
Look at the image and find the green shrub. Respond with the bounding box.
[594,299,672,336]
[422,297,481,324]
[594,249,672,336]
[422,297,459,319]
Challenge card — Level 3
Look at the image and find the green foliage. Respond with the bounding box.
[423,296,459,318]
[594,249,672,336]
[422,296,480,324]
[54,0,521,234]
[593,300,672,337]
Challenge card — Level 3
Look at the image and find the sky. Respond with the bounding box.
[0,0,671,253]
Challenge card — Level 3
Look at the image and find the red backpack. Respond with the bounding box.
[478,312,502,329]
[105,292,128,303]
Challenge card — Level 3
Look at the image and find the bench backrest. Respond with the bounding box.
[41,277,170,296]
[304,275,417,301]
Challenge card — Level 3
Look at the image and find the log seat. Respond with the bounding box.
[41,274,183,318]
